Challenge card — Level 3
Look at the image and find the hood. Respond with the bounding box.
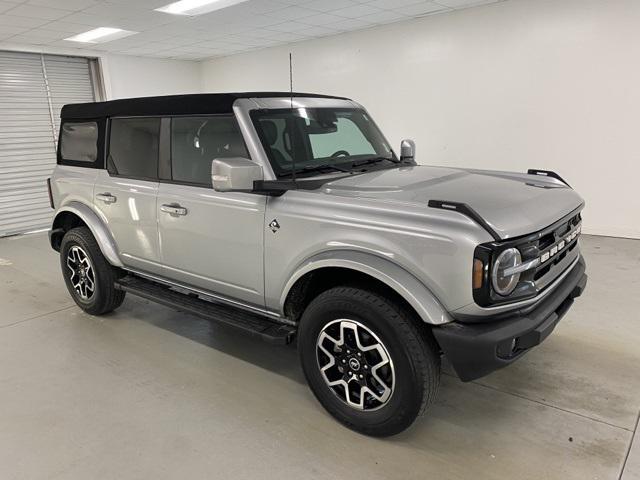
[322,166,584,240]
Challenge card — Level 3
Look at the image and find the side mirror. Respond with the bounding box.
[400,139,416,162]
[211,157,263,192]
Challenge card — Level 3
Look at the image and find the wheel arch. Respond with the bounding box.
[50,202,123,268]
[280,251,452,326]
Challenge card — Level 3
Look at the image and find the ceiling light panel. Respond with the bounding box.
[155,0,251,16]
[64,27,138,43]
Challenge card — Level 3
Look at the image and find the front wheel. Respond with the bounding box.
[298,287,441,437]
[60,227,125,315]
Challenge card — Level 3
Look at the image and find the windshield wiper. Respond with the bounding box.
[280,163,351,178]
[351,156,400,167]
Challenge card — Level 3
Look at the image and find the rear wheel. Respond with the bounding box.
[298,286,440,437]
[60,227,125,315]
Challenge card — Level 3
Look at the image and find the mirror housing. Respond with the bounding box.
[211,157,263,192]
[400,139,416,162]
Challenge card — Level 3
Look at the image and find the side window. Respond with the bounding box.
[308,117,376,159]
[171,116,248,186]
[108,118,160,180]
[60,121,99,163]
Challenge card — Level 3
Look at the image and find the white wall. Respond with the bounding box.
[102,54,201,99]
[201,0,640,239]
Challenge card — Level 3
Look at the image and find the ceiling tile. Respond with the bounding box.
[264,5,318,20]
[396,1,450,16]
[0,1,17,14]
[266,21,311,32]
[367,0,421,8]
[0,0,505,60]
[297,25,339,37]
[35,21,94,33]
[435,0,500,7]
[331,4,383,18]
[330,17,375,31]
[359,9,408,24]
[298,12,346,26]
[5,3,71,20]
[0,24,28,36]
[26,0,99,10]
[0,14,50,28]
[302,0,359,12]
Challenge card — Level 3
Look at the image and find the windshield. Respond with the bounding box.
[251,108,397,178]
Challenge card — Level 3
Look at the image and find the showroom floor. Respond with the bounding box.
[0,232,638,480]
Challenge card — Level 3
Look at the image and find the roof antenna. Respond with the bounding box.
[289,52,296,184]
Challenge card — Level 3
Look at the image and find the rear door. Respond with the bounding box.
[93,117,162,274]
[157,115,266,307]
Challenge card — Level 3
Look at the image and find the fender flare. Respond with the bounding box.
[51,202,124,268]
[279,250,452,325]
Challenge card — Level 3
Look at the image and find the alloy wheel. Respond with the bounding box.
[316,319,395,411]
[66,245,95,300]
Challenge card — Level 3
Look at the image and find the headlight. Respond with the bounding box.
[491,248,522,296]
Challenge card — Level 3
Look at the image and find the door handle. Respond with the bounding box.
[96,193,117,204]
[160,204,188,216]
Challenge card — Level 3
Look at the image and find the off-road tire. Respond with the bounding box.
[60,226,125,315]
[298,286,440,437]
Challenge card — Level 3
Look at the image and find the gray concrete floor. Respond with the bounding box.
[0,233,638,480]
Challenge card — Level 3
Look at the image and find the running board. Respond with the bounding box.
[115,276,296,345]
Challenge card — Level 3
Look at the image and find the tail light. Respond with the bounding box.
[47,178,54,209]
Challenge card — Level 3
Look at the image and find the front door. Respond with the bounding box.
[93,117,162,274]
[157,115,265,307]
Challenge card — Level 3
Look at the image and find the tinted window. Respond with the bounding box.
[171,116,248,185]
[60,122,98,162]
[108,118,160,179]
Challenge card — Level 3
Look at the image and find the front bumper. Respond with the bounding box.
[432,255,587,382]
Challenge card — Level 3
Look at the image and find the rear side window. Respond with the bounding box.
[59,121,99,164]
[108,118,160,180]
[171,116,248,186]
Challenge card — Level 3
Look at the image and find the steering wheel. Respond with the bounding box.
[331,150,350,157]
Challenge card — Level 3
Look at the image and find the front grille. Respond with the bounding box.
[473,209,583,307]
[515,212,582,294]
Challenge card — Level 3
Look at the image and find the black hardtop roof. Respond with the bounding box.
[60,92,351,120]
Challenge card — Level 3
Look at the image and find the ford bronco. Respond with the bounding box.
[48,92,587,436]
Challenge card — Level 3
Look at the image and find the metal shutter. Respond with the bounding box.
[0,51,96,237]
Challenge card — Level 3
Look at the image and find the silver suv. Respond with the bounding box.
[48,92,587,436]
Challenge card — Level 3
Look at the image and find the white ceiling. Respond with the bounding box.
[0,0,505,60]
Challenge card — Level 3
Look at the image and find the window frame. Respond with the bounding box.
[164,114,251,189]
[105,115,162,182]
[57,118,106,169]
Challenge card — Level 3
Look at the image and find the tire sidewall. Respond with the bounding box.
[298,289,426,435]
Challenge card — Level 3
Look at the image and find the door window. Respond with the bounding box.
[171,116,248,186]
[108,118,160,180]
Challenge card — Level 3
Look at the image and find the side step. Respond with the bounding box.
[115,276,296,345]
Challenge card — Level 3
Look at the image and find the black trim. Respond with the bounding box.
[433,256,587,381]
[471,205,583,308]
[527,169,571,187]
[115,275,296,345]
[428,200,501,241]
[61,92,349,120]
[159,118,171,181]
[252,174,358,196]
